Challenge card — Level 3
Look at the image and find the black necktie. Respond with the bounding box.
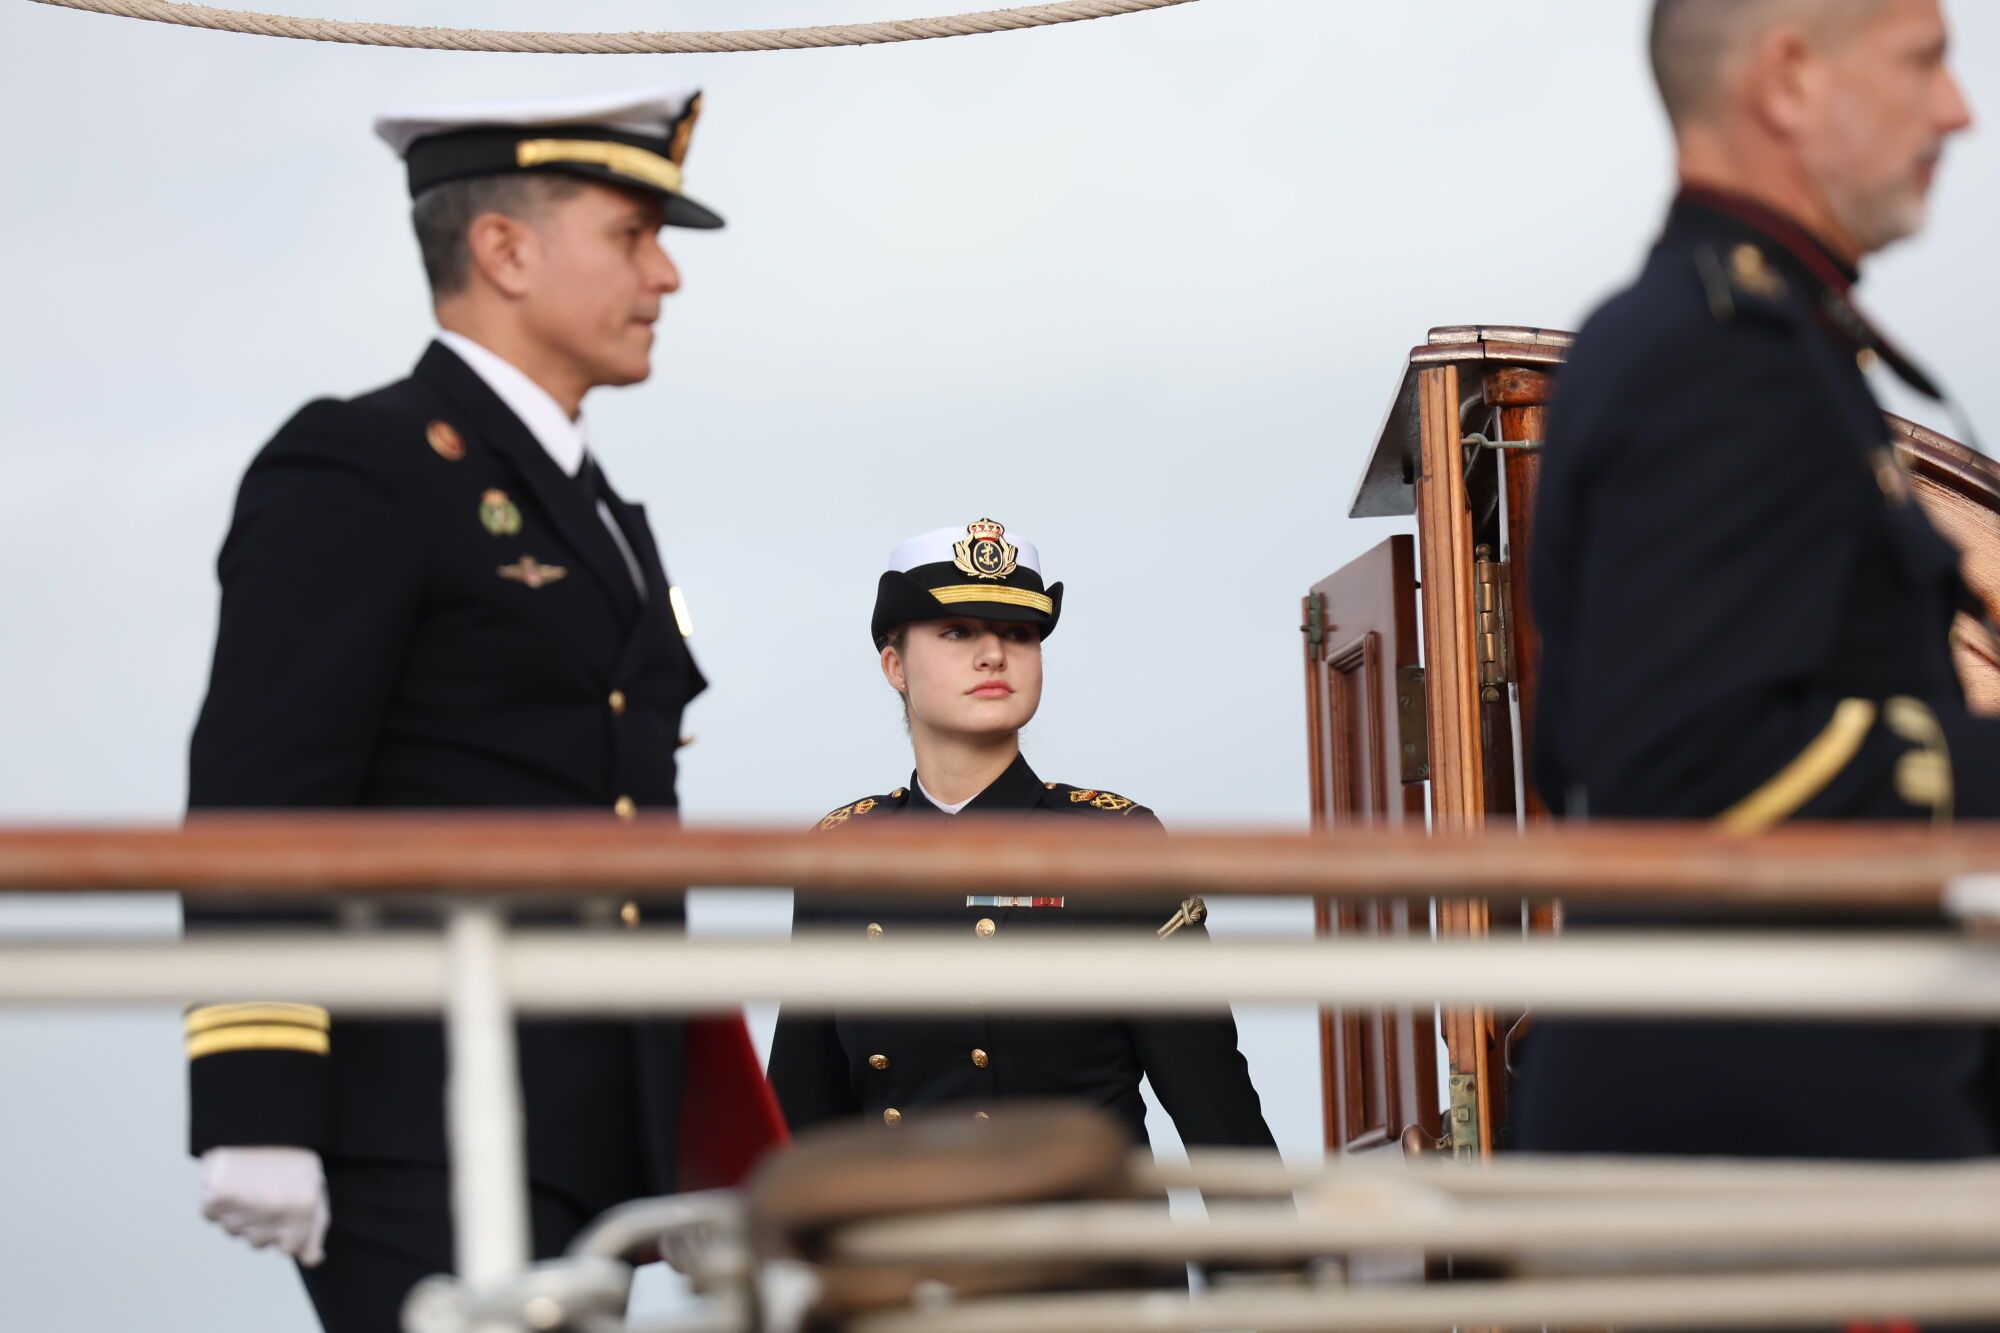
[576,453,605,509]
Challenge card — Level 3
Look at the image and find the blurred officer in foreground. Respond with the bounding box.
[1519,0,1997,1157]
[184,88,779,1330]
[766,519,1276,1154]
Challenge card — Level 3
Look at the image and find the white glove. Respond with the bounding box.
[199,1146,330,1267]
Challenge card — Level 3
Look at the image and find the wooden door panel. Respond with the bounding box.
[1305,535,1441,1153]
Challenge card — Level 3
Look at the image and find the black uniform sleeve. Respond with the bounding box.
[184,401,426,1154]
[189,399,426,808]
[766,880,863,1134]
[1128,927,1277,1149]
[1535,321,1988,823]
[1118,810,1277,1151]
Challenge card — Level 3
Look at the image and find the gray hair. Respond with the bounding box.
[410,172,584,297]
[1648,0,1886,126]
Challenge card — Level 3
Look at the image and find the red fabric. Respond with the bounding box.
[678,1013,789,1190]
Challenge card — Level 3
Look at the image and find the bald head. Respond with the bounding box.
[1648,0,1967,258]
[1649,0,1886,127]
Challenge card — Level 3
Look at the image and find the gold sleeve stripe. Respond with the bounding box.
[1717,698,1877,833]
[515,139,684,195]
[184,1002,329,1036]
[186,1025,331,1061]
[927,585,1054,614]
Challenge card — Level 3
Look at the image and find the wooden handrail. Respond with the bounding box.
[2,816,2000,907]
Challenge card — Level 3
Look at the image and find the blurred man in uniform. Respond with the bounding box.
[1517,0,1995,1159]
[183,88,778,1330]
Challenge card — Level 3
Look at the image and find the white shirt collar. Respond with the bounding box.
[917,776,974,816]
[436,330,589,478]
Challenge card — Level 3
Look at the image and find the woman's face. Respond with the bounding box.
[882,617,1044,741]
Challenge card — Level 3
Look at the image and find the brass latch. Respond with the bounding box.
[1396,664,1429,784]
[1447,1073,1481,1160]
[1474,545,1512,702]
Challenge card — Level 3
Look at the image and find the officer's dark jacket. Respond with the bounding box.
[1518,190,2000,1159]
[1533,191,1992,826]
[766,754,1276,1151]
[186,341,703,1208]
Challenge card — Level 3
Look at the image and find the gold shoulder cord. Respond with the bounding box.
[1717,699,1876,832]
[1157,897,1207,939]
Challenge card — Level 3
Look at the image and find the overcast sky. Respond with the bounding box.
[4,0,1999,1327]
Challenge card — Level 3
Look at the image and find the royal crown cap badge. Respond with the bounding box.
[952,517,1018,581]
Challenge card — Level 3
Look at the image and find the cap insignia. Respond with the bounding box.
[668,93,702,168]
[426,420,466,462]
[480,489,523,536]
[953,517,1018,581]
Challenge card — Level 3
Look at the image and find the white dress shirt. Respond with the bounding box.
[917,777,974,815]
[436,330,647,597]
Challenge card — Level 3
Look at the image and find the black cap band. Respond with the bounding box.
[405,125,723,230]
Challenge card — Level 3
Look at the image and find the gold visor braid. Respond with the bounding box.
[515,139,684,194]
[926,585,1053,614]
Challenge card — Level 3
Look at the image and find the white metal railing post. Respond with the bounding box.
[444,901,531,1309]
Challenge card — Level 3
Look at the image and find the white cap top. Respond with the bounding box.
[889,523,1042,577]
[374,86,703,159]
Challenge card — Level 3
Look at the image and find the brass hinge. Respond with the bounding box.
[1446,1073,1481,1160]
[1396,664,1429,784]
[1474,545,1512,702]
[1303,591,1326,652]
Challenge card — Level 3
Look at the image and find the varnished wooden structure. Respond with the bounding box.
[1307,325,2000,1160]
[12,817,2000,902]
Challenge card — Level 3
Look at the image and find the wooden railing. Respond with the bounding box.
[6,816,2000,907]
[8,816,2000,1325]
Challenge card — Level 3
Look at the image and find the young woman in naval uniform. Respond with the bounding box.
[766,519,1275,1153]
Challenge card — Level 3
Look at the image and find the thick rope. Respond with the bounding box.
[24,0,1200,53]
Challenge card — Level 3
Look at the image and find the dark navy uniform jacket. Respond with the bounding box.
[767,754,1276,1151]
[186,340,704,1211]
[1516,190,2000,1159]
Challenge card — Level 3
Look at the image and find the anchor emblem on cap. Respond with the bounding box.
[952,517,1018,581]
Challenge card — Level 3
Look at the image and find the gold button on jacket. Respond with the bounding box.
[608,689,627,715]
[613,795,636,820]
[882,1108,902,1126]
[767,757,1281,1158]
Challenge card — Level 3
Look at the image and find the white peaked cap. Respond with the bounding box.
[889,525,1043,576]
[373,86,704,158]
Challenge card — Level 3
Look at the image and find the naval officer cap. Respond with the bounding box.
[374,86,723,230]
[872,518,1063,648]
